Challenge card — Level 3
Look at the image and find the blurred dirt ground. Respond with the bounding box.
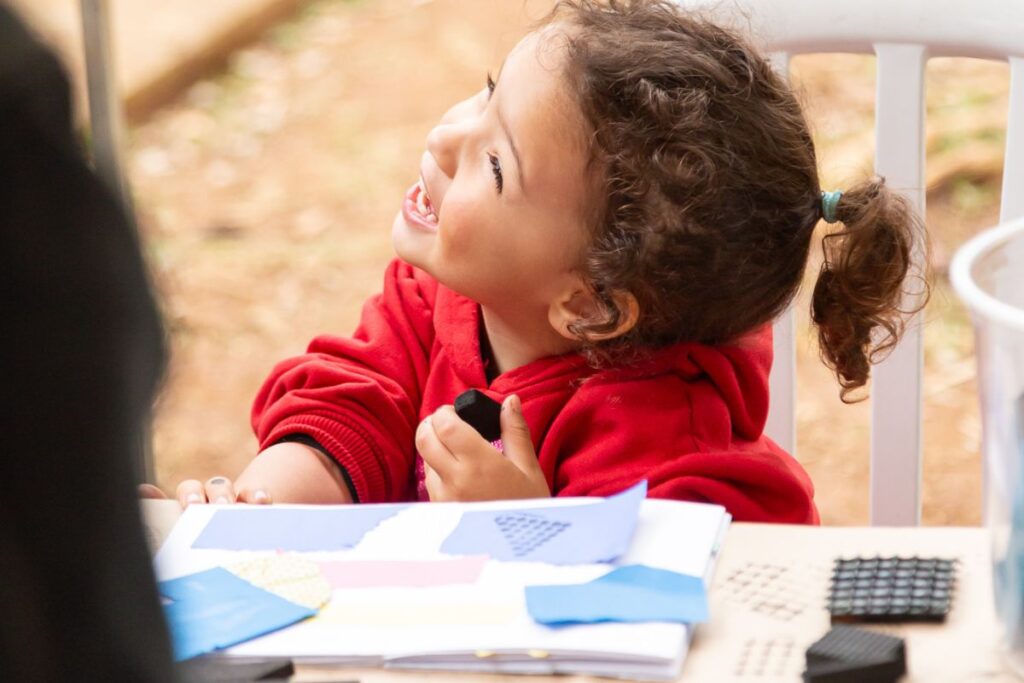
[126,0,1009,525]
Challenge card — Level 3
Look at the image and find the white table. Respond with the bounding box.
[142,500,1019,682]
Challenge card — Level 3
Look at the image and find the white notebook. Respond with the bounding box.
[155,495,731,681]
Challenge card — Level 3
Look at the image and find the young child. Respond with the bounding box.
[165,0,922,523]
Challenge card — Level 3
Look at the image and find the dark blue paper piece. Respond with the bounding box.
[525,564,709,626]
[160,567,315,661]
[440,481,647,564]
[192,505,405,551]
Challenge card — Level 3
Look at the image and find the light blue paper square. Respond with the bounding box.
[192,505,405,551]
[525,564,709,625]
[441,481,647,564]
[160,567,315,661]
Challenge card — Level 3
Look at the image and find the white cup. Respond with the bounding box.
[951,216,1024,676]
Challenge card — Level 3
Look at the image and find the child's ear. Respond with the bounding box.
[549,287,640,343]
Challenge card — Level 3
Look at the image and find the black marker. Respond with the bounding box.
[454,389,504,445]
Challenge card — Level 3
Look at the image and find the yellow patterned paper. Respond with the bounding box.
[227,555,331,610]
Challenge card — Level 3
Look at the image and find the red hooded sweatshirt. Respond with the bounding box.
[252,259,819,524]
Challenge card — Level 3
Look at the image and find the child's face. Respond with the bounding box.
[392,27,593,321]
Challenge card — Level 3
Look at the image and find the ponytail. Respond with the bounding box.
[810,176,928,403]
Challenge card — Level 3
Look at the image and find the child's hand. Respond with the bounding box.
[417,394,550,502]
[177,476,273,506]
[136,441,354,508]
[138,477,271,507]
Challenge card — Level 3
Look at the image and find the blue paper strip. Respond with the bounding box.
[440,481,647,564]
[160,567,315,661]
[192,505,405,551]
[525,564,709,626]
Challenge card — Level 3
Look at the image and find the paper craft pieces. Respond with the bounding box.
[525,564,709,626]
[160,567,316,661]
[192,505,405,551]
[228,556,332,609]
[315,598,519,627]
[441,480,647,564]
[318,556,488,589]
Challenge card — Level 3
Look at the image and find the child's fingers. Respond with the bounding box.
[176,479,207,507]
[422,462,443,501]
[431,405,488,456]
[137,483,168,499]
[203,476,237,504]
[415,415,458,479]
[499,395,539,474]
[236,487,273,505]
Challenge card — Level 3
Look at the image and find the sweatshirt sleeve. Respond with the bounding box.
[251,259,436,503]
[640,447,818,524]
[544,375,819,524]
[550,417,818,524]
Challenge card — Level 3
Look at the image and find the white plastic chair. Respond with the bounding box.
[679,0,1024,525]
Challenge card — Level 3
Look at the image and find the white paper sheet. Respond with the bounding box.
[154,495,730,681]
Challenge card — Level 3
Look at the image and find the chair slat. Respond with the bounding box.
[869,43,927,526]
[80,0,152,483]
[80,0,132,214]
[764,51,797,455]
[1002,58,1024,223]
[768,309,797,455]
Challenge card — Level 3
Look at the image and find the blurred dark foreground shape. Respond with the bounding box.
[0,6,174,681]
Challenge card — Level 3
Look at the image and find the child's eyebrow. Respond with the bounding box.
[492,65,527,194]
[497,106,526,195]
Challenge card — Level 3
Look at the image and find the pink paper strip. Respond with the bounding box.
[318,556,489,589]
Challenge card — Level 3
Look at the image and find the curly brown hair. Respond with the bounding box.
[546,0,926,402]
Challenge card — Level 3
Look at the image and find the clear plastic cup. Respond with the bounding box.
[951,216,1024,676]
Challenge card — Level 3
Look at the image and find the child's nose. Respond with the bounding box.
[425,121,466,179]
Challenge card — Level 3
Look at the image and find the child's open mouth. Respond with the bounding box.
[415,180,437,221]
[402,179,438,232]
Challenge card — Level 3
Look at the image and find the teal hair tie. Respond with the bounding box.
[820,190,842,223]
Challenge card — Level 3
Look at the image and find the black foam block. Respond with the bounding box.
[803,625,906,683]
[828,556,956,623]
[454,389,503,442]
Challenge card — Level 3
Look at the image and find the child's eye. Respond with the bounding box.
[486,72,496,98]
[488,153,503,194]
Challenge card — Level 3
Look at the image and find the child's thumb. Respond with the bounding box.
[500,394,538,471]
